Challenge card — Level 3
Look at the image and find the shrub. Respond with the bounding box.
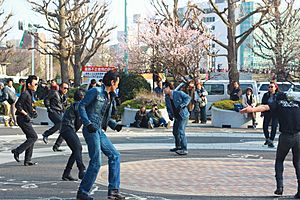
[119,91,165,114]
[34,98,74,108]
[118,72,151,102]
[212,99,242,110]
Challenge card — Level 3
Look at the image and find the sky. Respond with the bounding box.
[2,0,300,44]
[2,0,190,44]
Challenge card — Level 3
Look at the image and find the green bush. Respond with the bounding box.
[212,99,242,110]
[118,72,151,102]
[119,91,165,114]
[34,98,74,108]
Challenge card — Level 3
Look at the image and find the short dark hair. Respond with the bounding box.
[90,79,97,84]
[163,81,174,89]
[74,89,85,101]
[19,78,25,83]
[59,82,69,88]
[26,75,38,87]
[6,78,13,83]
[103,70,119,87]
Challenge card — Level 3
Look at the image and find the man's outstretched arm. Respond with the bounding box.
[240,105,270,114]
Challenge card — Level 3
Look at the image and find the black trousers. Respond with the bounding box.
[44,111,64,147]
[60,127,85,173]
[15,116,38,162]
[275,132,300,180]
[263,113,278,141]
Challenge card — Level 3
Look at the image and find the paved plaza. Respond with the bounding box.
[0,122,298,199]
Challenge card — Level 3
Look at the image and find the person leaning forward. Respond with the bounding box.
[163,81,191,156]
[240,92,300,198]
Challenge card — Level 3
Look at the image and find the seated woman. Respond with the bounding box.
[147,104,170,129]
[131,105,148,128]
[242,87,257,128]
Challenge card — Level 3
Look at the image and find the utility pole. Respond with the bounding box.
[124,0,129,74]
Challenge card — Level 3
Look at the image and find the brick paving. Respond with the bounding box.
[97,158,297,197]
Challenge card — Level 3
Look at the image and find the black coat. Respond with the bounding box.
[44,90,68,113]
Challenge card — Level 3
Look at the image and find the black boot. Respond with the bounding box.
[76,190,93,200]
[274,179,283,195]
[62,169,78,181]
[78,169,86,180]
[108,189,125,200]
[294,180,300,199]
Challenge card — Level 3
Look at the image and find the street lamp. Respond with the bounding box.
[124,0,129,74]
[28,23,38,75]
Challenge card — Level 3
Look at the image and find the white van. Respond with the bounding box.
[286,82,300,100]
[176,80,259,116]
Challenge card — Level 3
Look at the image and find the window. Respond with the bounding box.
[203,8,214,14]
[203,17,215,23]
[240,84,254,94]
[293,85,300,92]
[259,84,269,91]
[204,84,225,95]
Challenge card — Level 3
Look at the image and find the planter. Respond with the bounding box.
[211,106,263,128]
[32,107,53,125]
[121,107,170,126]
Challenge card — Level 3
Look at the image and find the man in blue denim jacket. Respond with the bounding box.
[76,70,124,200]
[163,82,191,155]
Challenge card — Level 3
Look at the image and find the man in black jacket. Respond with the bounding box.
[241,92,300,198]
[42,82,69,152]
[11,75,39,166]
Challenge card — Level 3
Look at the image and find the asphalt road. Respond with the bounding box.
[0,124,296,200]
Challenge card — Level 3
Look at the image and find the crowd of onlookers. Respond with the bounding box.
[0,78,63,127]
[130,77,282,149]
[0,76,284,149]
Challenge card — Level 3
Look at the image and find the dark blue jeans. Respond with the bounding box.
[79,128,120,195]
[263,113,278,141]
[149,117,167,127]
[275,133,300,181]
[194,104,207,123]
[172,117,188,150]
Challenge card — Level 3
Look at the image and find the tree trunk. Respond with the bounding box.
[274,0,285,81]
[73,47,82,86]
[227,2,239,90]
[59,0,69,83]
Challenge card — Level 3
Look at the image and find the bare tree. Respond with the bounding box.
[6,49,31,76]
[68,0,116,86]
[188,0,271,89]
[250,0,300,81]
[0,0,13,65]
[28,0,88,82]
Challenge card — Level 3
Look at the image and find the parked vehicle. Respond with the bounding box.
[257,82,294,103]
[286,82,300,100]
